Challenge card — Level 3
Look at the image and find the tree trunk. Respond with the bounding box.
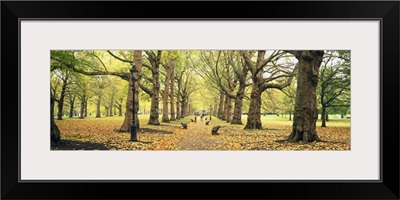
[218,93,225,119]
[288,51,324,143]
[69,95,75,118]
[244,84,262,129]
[51,97,60,146]
[148,51,161,125]
[170,64,175,121]
[133,51,141,128]
[104,106,109,117]
[213,102,218,116]
[96,98,101,118]
[79,99,85,119]
[109,94,114,117]
[289,111,292,121]
[225,95,233,123]
[326,112,329,122]
[162,58,172,123]
[119,80,133,132]
[231,83,245,124]
[119,51,142,132]
[57,75,69,120]
[321,105,326,127]
[181,98,187,117]
[84,98,88,117]
[176,99,181,119]
[176,76,182,119]
[118,104,122,116]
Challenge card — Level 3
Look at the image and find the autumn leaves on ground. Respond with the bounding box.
[53,115,350,150]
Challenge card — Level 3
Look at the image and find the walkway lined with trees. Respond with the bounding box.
[51,50,350,150]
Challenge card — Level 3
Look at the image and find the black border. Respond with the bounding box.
[2,1,399,199]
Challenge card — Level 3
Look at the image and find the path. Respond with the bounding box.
[178,119,219,150]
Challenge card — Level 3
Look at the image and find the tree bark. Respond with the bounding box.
[181,98,187,117]
[147,51,162,125]
[176,76,182,119]
[57,74,69,120]
[170,63,176,121]
[79,99,85,119]
[84,98,88,117]
[69,95,75,118]
[51,96,60,146]
[109,94,114,116]
[119,79,133,132]
[218,93,225,119]
[162,58,172,123]
[118,104,122,116]
[321,105,327,127]
[231,83,245,124]
[96,98,101,118]
[244,82,263,129]
[288,50,324,143]
[224,94,232,122]
[226,81,237,123]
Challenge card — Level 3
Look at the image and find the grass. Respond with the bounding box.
[53,114,350,150]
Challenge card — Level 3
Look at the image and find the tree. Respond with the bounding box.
[228,51,250,124]
[241,50,296,129]
[161,56,173,122]
[50,73,61,146]
[318,51,350,127]
[170,59,176,121]
[176,70,183,119]
[68,93,76,118]
[179,70,197,117]
[217,92,225,119]
[60,50,140,131]
[56,70,70,120]
[141,50,162,125]
[287,50,325,143]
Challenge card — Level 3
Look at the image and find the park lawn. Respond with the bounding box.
[53,115,350,150]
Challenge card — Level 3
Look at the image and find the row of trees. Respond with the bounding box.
[197,50,350,129]
[50,50,199,145]
[50,50,350,146]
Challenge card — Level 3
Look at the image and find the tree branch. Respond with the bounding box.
[140,85,153,96]
[107,50,134,64]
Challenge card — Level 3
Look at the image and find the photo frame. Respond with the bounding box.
[2,1,399,199]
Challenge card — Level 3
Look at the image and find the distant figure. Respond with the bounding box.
[195,116,197,123]
[212,125,221,135]
[190,119,194,122]
[181,123,188,129]
[200,114,204,122]
[206,121,210,126]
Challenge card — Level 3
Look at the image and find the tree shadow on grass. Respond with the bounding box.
[52,139,109,150]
